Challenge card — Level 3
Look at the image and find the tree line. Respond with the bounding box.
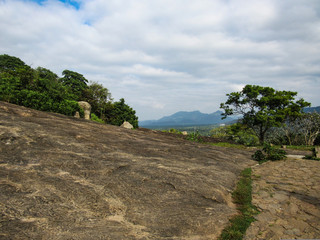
[0,54,138,128]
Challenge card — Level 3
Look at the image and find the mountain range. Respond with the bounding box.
[139,110,236,127]
[140,106,320,128]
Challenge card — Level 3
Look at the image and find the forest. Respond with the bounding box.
[0,54,138,128]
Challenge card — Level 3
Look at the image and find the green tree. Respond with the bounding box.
[220,85,310,144]
[59,70,88,100]
[83,81,112,119]
[0,71,20,103]
[0,54,26,72]
[106,98,139,128]
[0,54,35,91]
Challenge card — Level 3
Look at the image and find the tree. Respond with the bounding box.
[0,54,35,90]
[83,81,112,119]
[282,112,320,146]
[0,54,27,72]
[106,98,139,128]
[59,70,88,100]
[220,85,310,144]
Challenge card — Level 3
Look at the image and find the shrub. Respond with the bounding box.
[211,123,259,146]
[186,131,203,143]
[91,113,105,123]
[252,143,286,163]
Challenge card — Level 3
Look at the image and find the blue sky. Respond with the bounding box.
[1,0,320,120]
[29,0,80,9]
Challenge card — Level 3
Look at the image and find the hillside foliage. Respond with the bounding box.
[220,85,310,144]
[0,54,138,128]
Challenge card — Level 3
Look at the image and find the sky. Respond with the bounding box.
[1,0,320,120]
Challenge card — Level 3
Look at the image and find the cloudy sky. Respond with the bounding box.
[1,0,320,120]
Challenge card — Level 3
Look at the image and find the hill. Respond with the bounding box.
[304,106,320,113]
[0,102,254,239]
[140,110,236,127]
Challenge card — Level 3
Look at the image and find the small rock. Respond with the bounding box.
[74,111,80,118]
[121,121,133,129]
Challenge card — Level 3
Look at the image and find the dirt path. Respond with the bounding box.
[245,157,320,240]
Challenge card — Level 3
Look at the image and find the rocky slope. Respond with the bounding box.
[0,102,255,239]
[245,158,320,240]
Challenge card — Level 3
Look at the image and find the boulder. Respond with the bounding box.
[78,101,91,120]
[74,111,80,118]
[121,121,133,129]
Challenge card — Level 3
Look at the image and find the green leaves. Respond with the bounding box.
[0,54,139,127]
[220,85,310,144]
[106,98,139,128]
[60,70,89,100]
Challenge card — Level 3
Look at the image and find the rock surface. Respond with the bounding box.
[121,121,134,129]
[78,101,91,120]
[0,102,255,240]
[245,157,320,240]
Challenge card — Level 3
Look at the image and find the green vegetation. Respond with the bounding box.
[0,54,138,128]
[208,142,248,149]
[211,123,259,146]
[303,147,320,161]
[91,113,105,124]
[252,143,286,163]
[219,168,259,240]
[156,124,219,136]
[186,131,203,143]
[220,85,310,144]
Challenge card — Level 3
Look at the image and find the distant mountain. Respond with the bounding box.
[304,106,320,113]
[140,106,320,128]
[140,110,236,127]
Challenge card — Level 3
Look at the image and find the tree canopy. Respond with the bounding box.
[0,54,139,128]
[220,85,310,144]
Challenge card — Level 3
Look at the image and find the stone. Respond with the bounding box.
[315,146,320,158]
[78,101,91,120]
[74,111,80,118]
[245,158,320,240]
[181,131,188,135]
[0,101,256,239]
[121,121,133,129]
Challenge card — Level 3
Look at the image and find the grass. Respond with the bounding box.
[208,142,249,149]
[218,168,259,240]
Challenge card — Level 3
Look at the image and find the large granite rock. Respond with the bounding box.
[78,101,91,120]
[0,102,255,239]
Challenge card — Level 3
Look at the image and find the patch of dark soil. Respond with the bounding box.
[0,102,255,239]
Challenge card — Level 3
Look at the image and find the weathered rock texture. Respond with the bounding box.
[245,158,320,240]
[0,102,255,239]
[78,101,91,120]
[121,121,134,129]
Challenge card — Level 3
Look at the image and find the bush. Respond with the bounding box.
[252,143,286,163]
[186,131,203,143]
[55,100,80,116]
[91,113,105,123]
[211,123,259,146]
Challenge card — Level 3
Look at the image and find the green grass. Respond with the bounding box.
[208,142,249,149]
[218,168,259,240]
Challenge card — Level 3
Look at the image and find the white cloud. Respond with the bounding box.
[1,0,319,120]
